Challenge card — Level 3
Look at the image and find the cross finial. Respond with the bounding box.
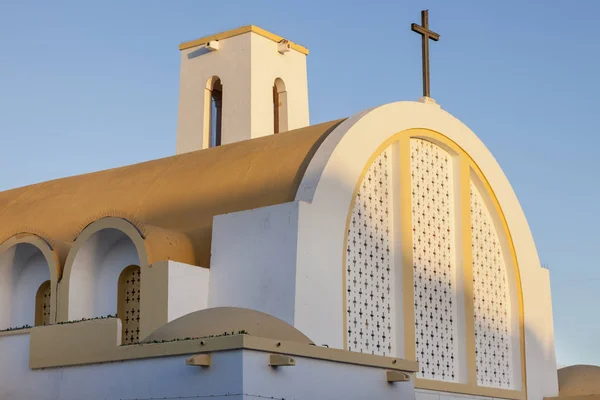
[411,10,440,98]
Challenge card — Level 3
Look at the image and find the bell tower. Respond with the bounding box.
[175,25,310,154]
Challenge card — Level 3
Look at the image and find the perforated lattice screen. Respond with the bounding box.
[410,138,458,382]
[471,181,513,389]
[342,136,520,387]
[39,281,51,326]
[120,266,141,344]
[345,148,394,356]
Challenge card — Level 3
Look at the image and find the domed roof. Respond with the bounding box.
[558,365,600,397]
[143,307,313,345]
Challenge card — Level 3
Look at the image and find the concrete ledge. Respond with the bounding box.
[29,317,418,373]
[30,318,122,369]
[0,328,31,338]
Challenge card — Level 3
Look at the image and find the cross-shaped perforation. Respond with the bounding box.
[471,182,513,389]
[411,138,458,382]
[346,149,394,356]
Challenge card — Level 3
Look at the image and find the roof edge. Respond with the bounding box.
[178,25,309,54]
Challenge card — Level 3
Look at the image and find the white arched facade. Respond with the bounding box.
[292,101,558,400]
[0,241,52,329]
[65,228,139,321]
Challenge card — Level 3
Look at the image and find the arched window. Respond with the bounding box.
[206,76,223,147]
[117,265,141,344]
[35,280,52,326]
[343,131,524,394]
[273,78,288,134]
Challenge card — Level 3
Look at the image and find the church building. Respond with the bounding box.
[0,22,586,400]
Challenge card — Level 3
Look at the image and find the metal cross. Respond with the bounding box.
[411,10,440,98]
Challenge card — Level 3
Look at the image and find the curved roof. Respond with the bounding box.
[0,120,343,268]
[558,365,600,397]
[143,307,313,345]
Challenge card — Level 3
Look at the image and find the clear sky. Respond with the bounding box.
[1,0,598,367]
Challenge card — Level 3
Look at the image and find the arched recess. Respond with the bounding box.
[204,76,223,148]
[0,234,59,329]
[293,102,556,400]
[273,78,288,134]
[58,217,148,322]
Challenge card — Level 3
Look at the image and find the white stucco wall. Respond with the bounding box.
[522,266,557,399]
[0,244,50,329]
[167,261,210,322]
[67,228,139,320]
[209,202,300,325]
[241,350,415,400]
[176,31,309,154]
[0,332,243,400]
[0,332,415,400]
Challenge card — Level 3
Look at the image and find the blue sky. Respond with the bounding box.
[0,1,598,367]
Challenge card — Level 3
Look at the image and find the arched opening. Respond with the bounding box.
[117,265,141,344]
[273,78,288,134]
[35,280,51,326]
[206,76,223,147]
[0,243,51,329]
[67,228,140,321]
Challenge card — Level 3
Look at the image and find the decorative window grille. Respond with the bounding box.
[35,280,51,326]
[471,181,513,389]
[410,138,458,382]
[345,148,394,356]
[118,265,141,345]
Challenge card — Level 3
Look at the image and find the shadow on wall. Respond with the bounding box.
[0,243,51,330]
[188,47,213,59]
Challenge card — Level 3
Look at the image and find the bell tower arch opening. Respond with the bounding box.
[273,78,288,134]
[205,76,223,147]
